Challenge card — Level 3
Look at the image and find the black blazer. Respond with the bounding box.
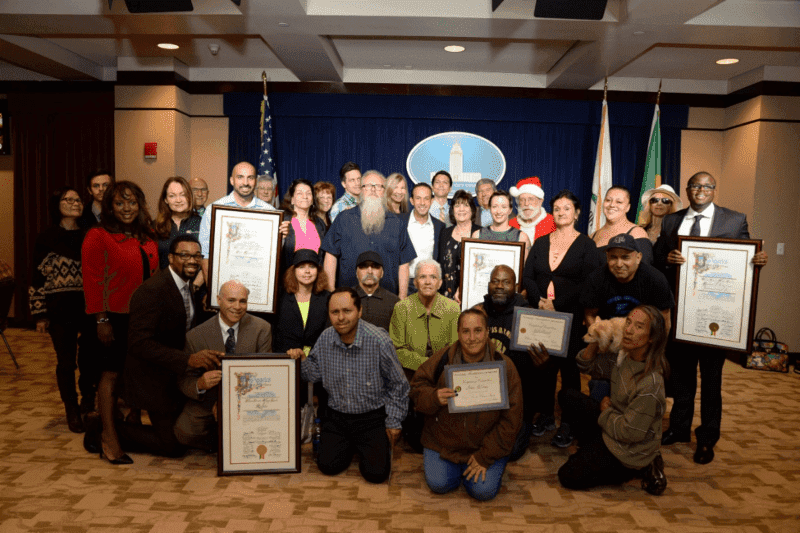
[401,212,445,267]
[125,267,198,414]
[274,290,331,353]
[654,204,749,285]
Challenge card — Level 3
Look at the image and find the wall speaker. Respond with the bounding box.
[122,0,194,13]
[534,0,609,20]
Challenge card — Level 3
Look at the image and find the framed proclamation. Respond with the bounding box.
[459,239,525,311]
[674,237,761,352]
[218,355,301,476]
[208,206,283,314]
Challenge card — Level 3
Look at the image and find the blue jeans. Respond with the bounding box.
[509,420,532,462]
[588,379,611,402]
[423,448,509,501]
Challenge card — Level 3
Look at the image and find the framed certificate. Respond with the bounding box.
[208,206,283,314]
[674,237,762,352]
[510,307,573,357]
[444,360,509,413]
[459,239,525,311]
[218,354,300,476]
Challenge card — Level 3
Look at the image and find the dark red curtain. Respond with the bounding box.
[10,91,115,323]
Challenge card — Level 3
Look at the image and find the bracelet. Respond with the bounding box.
[96,317,110,324]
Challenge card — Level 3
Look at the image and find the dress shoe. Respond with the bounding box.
[100,450,134,465]
[82,415,101,454]
[661,428,691,446]
[642,453,668,495]
[693,444,715,465]
[65,402,85,434]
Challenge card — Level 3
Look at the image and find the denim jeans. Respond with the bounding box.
[423,448,509,501]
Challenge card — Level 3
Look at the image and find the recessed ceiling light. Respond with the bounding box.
[633,31,645,36]
[158,43,179,50]
[405,65,412,69]
[278,22,289,27]
[383,64,391,68]
[716,58,739,65]
[444,45,465,53]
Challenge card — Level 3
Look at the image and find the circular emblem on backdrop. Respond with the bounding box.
[406,132,506,197]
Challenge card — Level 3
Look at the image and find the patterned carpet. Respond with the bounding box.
[0,327,798,533]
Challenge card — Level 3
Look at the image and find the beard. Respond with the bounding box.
[491,292,512,305]
[518,206,542,223]
[360,196,386,235]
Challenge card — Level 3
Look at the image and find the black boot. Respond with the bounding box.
[65,402,85,433]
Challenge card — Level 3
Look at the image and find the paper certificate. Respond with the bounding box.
[675,237,761,352]
[209,206,283,314]
[460,239,525,311]
[445,361,509,413]
[219,355,300,475]
[510,307,573,357]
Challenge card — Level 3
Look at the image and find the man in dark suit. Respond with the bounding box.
[404,183,445,295]
[109,236,222,460]
[655,171,768,464]
[174,280,272,451]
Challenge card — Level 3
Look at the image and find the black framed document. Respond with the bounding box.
[218,354,300,476]
[459,239,525,311]
[674,237,762,352]
[444,360,509,413]
[510,307,573,357]
[208,206,283,314]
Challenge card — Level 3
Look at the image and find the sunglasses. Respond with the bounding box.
[649,198,673,205]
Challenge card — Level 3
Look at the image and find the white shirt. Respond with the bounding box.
[407,212,435,278]
[168,266,194,325]
[218,314,241,344]
[678,203,716,237]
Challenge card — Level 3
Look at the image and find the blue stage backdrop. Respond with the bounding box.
[224,92,688,230]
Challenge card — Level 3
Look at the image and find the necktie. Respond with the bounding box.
[225,327,236,354]
[689,214,703,237]
[181,285,193,331]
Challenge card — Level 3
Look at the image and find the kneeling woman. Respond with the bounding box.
[557,304,669,491]
[410,309,522,501]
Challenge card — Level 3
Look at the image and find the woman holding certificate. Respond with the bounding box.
[280,179,327,279]
[522,190,600,448]
[556,305,668,494]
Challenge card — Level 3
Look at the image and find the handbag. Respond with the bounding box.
[746,328,789,373]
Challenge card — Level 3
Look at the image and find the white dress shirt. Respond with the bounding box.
[678,203,716,237]
[407,212,435,278]
[219,314,241,344]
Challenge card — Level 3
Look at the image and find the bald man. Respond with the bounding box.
[189,177,209,217]
[174,280,272,451]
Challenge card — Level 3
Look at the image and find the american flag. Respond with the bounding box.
[259,93,277,185]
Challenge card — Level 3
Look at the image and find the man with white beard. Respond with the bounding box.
[509,177,556,244]
[322,170,417,298]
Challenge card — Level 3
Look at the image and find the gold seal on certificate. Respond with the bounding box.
[510,307,573,357]
[444,361,509,413]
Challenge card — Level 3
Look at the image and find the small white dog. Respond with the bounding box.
[583,316,626,353]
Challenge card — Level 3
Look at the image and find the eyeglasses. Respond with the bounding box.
[649,198,673,205]
[361,184,385,191]
[172,252,203,261]
[191,188,208,193]
[61,197,82,204]
[687,184,715,191]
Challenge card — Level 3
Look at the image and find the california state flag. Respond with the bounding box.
[588,98,612,234]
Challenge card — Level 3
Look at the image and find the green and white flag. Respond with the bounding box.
[636,104,661,223]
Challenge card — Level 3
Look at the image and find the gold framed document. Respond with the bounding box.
[510,307,573,357]
[674,237,762,352]
[218,355,300,476]
[445,360,510,413]
[459,239,525,311]
[208,206,283,314]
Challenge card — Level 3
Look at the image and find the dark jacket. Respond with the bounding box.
[280,215,328,278]
[274,290,331,353]
[410,342,523,468]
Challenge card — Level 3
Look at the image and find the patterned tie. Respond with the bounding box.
[225,327,236,354]
[181,285,193,331]
[689,214,703,237]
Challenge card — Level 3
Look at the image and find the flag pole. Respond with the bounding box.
[656,78,662,106]
[262,71,268,97]
[603,76,608,101]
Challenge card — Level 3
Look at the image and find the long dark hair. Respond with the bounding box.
[280,179,319,222]
[49,187,83,226]
[154,176,195,240]
[630,304,670,380]
[100,181,155,243]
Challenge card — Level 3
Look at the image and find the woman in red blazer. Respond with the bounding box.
[82,181,158,465]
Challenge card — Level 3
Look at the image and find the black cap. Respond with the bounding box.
[293,249,320,267]
[606,233,639,252]
[356,251,383,268]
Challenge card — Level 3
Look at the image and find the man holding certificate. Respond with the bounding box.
[410,309,523,501]
[655,171,768,465]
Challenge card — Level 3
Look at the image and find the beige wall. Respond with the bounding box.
[681,96,800,347]
[0,155,13,316]
[114,87,228,217]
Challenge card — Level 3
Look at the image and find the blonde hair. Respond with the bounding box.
[385,173,409,214]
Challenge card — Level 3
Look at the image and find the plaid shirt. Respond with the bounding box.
[328,192,358,223]
[302,319,409,428]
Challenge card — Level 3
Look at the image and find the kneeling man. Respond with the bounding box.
[410,309,522,501]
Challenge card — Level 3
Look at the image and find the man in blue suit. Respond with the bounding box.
[404,183,445,295]
[655,171,768,465]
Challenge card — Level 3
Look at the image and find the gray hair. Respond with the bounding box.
[219,280,250,297]
[475,178,496,192]
[361,169,386,183]
[414,259,442,279]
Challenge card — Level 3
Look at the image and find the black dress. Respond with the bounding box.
[522,232,601,417]
[437,224,480,299]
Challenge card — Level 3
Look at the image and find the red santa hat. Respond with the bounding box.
[510,176,544,199]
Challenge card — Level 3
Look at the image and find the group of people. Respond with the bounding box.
[30,159,766,499]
